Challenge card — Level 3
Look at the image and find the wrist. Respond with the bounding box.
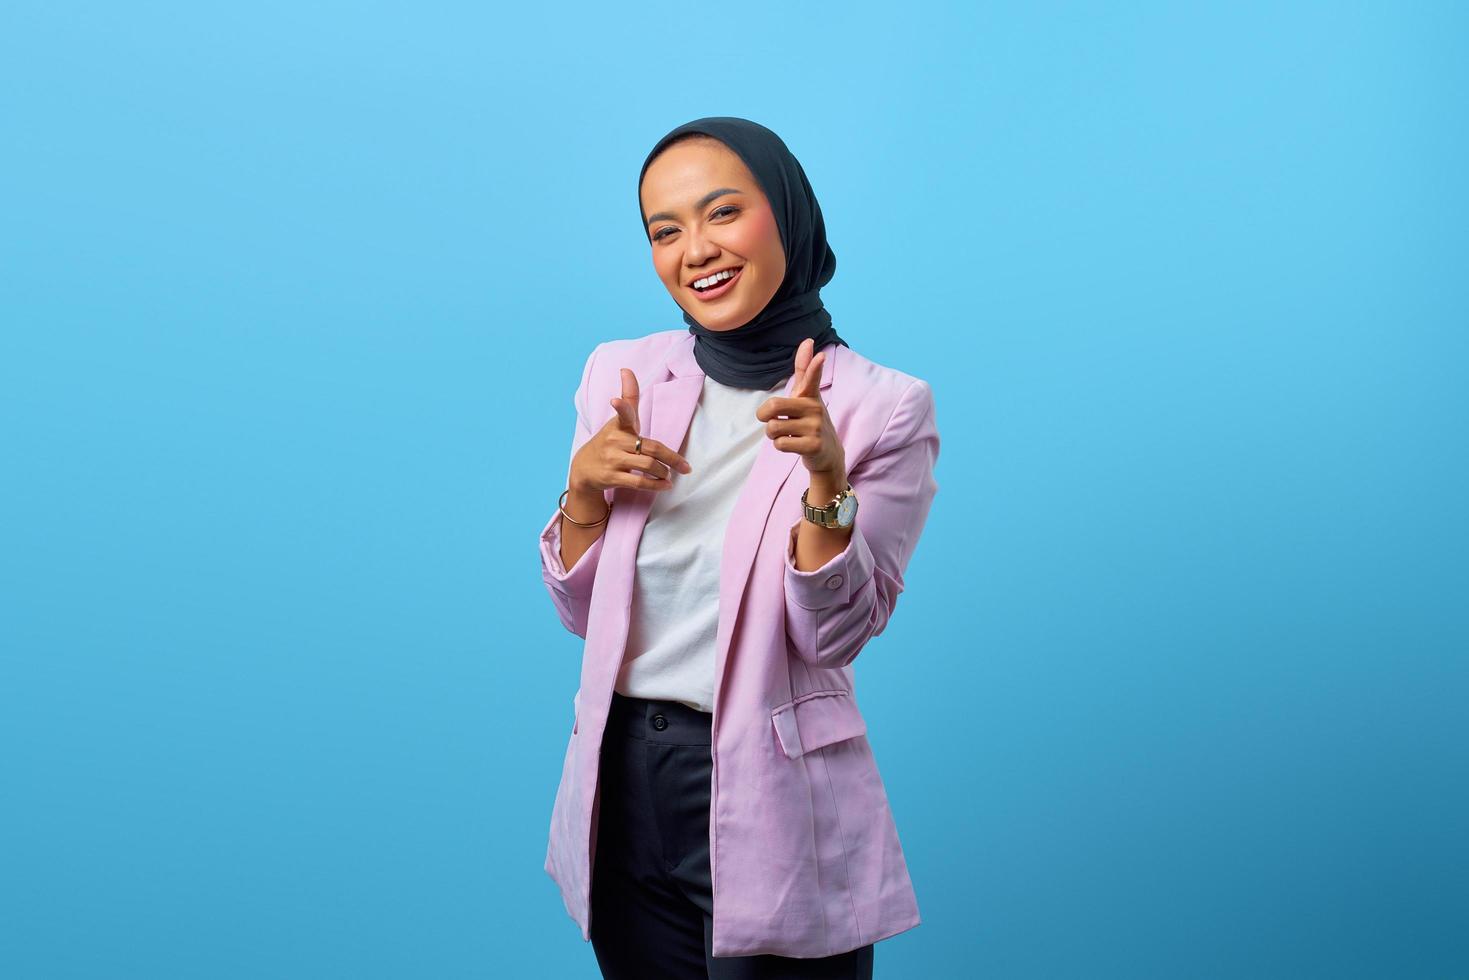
[808,468,848,501]
[563,485,609,523]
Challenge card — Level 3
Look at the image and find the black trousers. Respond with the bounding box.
[590,691,876,980]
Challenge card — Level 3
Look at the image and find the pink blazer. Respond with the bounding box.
[539,329,940,958]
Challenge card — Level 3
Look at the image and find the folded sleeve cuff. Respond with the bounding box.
[783,516,876,611]
[540,503,606,596]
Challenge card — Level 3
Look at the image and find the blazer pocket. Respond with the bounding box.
[770,689,867,760]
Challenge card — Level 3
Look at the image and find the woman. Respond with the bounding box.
[538,117,940,978]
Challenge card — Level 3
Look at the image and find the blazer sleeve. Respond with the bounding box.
[538,344,614,638]
[782,379,940,670]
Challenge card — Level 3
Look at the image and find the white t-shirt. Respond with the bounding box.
[615,374,786,713]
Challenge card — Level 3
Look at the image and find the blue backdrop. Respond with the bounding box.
[3,2,1464,977]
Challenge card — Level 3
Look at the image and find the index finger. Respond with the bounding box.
[612,368,640,432]
[788,348,824,399]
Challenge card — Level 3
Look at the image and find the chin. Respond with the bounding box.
[692,310,754,332]
[666,271,772,331]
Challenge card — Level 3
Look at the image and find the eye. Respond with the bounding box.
[651,205,737,243]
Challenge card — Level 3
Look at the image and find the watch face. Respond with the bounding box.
[836,494,858,527]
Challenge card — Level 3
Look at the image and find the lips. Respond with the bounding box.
[688,266,743,302]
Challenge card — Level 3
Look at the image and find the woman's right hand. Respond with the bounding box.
[569,368,693,494]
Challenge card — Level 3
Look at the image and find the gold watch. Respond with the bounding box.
[801,482,858,529]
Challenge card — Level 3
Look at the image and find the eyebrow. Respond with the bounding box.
[643,187,744,228]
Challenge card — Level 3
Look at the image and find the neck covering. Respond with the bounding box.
[638,116,848,390]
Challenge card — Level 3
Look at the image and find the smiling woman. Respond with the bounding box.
[641,144,788,329]
[635,118,846,390]
[539,116,939,977]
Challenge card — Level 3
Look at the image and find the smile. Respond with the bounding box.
[689,266,743,301]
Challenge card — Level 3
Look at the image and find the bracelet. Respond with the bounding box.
[558,488,611,527]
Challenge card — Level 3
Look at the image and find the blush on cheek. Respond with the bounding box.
[741,209,786,289]
[739,207,786,302]
[743,207,780,250]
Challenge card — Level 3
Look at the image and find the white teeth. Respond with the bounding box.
[695,269,737,290]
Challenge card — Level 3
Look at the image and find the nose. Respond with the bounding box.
[682,224,720,269]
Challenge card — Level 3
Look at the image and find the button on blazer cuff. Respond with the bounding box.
[783,518,874,611]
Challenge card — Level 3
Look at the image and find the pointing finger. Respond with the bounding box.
[791,348,823,401]
[612,368,640,432]
[786,339,813,397]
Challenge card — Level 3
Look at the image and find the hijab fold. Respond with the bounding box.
[638,117,848,390]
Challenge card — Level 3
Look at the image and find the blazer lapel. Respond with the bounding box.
[604,332,837,713]
[706,338,836,714]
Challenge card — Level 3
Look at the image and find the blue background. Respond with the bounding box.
[3,2,1465,977]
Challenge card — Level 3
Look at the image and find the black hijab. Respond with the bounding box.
[638,116,849,390]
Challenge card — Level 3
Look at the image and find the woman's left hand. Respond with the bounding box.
[757,338,846,478]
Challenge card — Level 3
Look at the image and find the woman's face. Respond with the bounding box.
[640,138,786,332]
